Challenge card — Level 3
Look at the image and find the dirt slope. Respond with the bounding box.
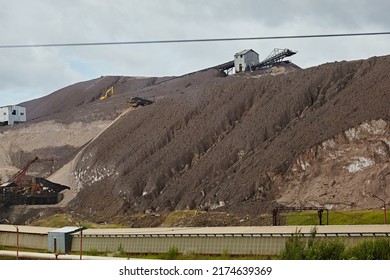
[65,56,390,221]
[2,56,390,225]
[20,76,170,122]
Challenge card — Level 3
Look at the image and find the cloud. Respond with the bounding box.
[1,0,389,106]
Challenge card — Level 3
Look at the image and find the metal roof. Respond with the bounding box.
[80,224,390,237]
[49,226,82,234]
[0,225,56,234]
[0,182,15,188]
[234,49,258,57]
[0,105,26,109]
[2,224,390,237]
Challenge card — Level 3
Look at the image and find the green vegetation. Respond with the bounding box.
[162,246,180,260]
[30,209,388,228]
[86,248,99,256]
[344,238,390,260]
[31,214,123,229]
[113,243,127,258]
[162,210,201,226]
[279,228,346,260]
[284,210,389,225]
[220,248,231,260]
[279,228,390,260]
[119,247,269,260]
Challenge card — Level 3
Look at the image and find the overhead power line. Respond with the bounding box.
[0,31,389,49]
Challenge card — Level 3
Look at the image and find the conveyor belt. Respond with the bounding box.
[253,48,297,69]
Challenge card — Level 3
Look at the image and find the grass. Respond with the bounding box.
[344,238,390,260]
[129,250,271,260]
[30,209,389,228]
[279,228,346,260]
[162,210,202,226]
[284,209,389,225]
[279,228,390,260]
[31,214,124,229]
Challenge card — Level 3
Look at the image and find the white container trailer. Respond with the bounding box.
[0,105,27,125]
[234,49,259,73]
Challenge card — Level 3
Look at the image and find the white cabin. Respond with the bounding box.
[234,49,259,73]
[0,105,27,125]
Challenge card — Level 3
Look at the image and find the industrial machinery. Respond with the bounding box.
[252,48,297,70]
[127,96,154,108]
[0,157,70,206]
[211,48,297,74]
[99,86,114,100]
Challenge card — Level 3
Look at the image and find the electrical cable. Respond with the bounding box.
[0,31,389,49]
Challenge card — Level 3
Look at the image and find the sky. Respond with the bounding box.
[1,0,390,107]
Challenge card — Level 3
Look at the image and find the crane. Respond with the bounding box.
[10,157,39,187]
[99,86,114,100]
[0,157,69,205]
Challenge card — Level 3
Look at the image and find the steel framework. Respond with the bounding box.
[253,48,297,70]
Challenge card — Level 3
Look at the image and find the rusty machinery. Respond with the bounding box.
[0,157,69,206]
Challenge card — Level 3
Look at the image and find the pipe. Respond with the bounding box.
[0,250,127,260]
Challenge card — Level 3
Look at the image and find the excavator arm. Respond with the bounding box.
[99,86,114,100]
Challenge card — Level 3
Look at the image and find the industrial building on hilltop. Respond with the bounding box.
[234,49,260,73]
[213,48,297,74]
[0,105,26,126]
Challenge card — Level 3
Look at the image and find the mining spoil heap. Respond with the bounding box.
[1,56,390,225]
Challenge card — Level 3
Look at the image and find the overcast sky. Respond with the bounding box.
[1,0,389,107]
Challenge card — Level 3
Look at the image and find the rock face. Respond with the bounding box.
[1,56,390,223]
[276,119,390,210]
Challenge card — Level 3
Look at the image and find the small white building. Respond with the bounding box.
[0,105,27,125]
[234,49,259,73]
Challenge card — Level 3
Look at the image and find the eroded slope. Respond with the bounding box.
[68,56,390,220]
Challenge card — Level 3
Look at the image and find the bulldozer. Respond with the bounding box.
[127,96,154,108]
[99,86,114,100]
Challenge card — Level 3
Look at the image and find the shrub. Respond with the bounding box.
[87,248,99,256]
[221,248,231,260]
[113,243,127,258]
[164,246,179,260]
[279,228,345,260]
[305,238,345,260]
[279,231,306,260]
[344,238,390,260]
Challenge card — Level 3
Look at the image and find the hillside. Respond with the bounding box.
[1,56,390,225]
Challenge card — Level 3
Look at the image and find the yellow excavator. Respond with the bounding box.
[99,86,114,100]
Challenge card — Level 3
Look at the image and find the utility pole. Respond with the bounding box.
[372,194,387,224]
[68,218,86,260]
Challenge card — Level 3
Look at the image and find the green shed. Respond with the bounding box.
[48,226,82,253]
